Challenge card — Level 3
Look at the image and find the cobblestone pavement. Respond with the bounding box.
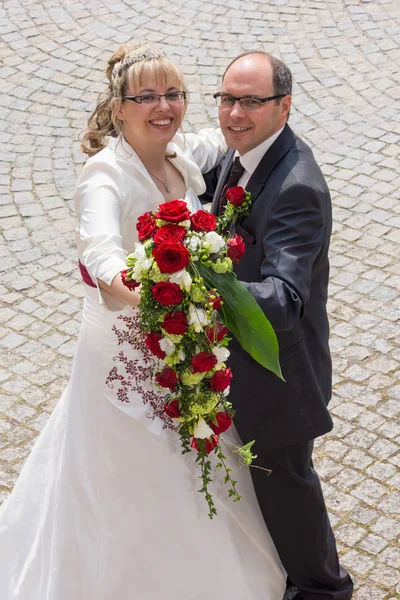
[0,0,399,597]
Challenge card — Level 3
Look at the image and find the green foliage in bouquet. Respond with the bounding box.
[197,263,282,379]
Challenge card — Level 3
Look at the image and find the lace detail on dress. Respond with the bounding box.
[105,314,176,430]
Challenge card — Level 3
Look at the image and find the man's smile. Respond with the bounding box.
[227,125,252,132]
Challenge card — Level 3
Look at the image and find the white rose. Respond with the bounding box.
[194,417,215,439]
[159,337,175,356]
[223,386,230,397]
[188,303,210,333]
[212,346,230,365]
[204,231,225,254]
[169,268,192,291]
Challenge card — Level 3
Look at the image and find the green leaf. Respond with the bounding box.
[197,264,282,379]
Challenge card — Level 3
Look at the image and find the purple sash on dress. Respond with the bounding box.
[79,261,97,288]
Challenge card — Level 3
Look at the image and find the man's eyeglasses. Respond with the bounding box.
[213,93,285,110]
[122,91,186,105]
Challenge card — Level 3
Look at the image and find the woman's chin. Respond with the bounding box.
[149,125,179,143]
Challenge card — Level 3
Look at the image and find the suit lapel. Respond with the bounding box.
[238,124,296,221]
[210,149,235,215]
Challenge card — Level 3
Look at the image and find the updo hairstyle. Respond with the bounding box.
[81,43,188,157]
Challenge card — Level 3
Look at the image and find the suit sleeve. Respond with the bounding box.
[241,183,325,332]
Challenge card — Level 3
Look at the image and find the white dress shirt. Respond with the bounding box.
[236,126,285,188]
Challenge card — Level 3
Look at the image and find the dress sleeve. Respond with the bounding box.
[75,159,128,303]
[182,128,227,173]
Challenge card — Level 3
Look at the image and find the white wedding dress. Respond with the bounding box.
[0,134,286,600]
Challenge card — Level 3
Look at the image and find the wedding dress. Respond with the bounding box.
[0,134,286,599]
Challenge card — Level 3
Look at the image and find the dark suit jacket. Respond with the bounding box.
[211,124,334,448]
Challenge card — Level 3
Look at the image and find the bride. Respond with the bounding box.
[0,43,286,599]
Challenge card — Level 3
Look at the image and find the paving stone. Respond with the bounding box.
[5,401,36,423]
[324,487,359,513]
[351,479,387,506]
[369,564,399,588]
[366,461,398,482]
[0,332,27,349]
[352,586,388,600]
[378,492,400,517]
[335,524,366,546]
[349,506,378,526]
[342,450,374,470]
[41,332,70,349]
[378,547,400,569]
[330,467,364,491]
[341,549,375,576]
[358,534,388,555]
[368,439,399,460]
[371,517,400,541]
[331,401,365,420]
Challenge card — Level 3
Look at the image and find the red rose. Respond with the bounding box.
[191,435,219,454]
[153,224,186,245]
[209,368,233,393]
[205,323,229,344]
[208,290,223,311]
[152,282,184,306]
[162,311,188,335]
[155,366,178,390]
[152,242,190,274]
[190,210,217,233]
[120,269,140,290]
[209,411,233,434]
[226,186,247,207]
[144,331,165,359]
[136,211,158,241]
[155,200,191,223]
[164,399,181,419]
[227,234,246,264]
[191,352,218,374]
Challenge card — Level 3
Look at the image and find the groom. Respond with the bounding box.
[208,52,353,600]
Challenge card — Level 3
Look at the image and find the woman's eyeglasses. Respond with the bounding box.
[122,91,186,105]
[213,92,285,110]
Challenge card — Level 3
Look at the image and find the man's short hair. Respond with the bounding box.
[223,51,292,98]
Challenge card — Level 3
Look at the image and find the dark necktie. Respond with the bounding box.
[218,157,245,215]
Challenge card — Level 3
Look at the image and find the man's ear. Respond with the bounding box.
[281,95,291,120]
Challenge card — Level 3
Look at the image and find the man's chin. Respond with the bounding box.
[227,140,251,156]
[223,131,252,154]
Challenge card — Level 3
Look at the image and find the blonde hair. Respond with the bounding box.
[81,43,188,157]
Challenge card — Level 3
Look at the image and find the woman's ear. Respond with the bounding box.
[112,98,124,121]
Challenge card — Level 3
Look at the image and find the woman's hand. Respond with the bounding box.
[98,272,141,308]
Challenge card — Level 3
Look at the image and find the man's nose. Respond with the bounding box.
[229,100,246,118]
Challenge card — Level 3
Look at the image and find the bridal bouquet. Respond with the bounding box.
[122,192,281,518]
